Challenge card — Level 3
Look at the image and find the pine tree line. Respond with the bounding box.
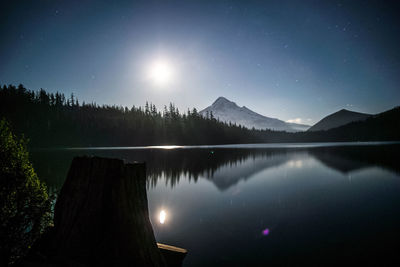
[1,84,398,147]
[0,84,291,147]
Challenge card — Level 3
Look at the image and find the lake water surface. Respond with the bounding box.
[30,142,400,266]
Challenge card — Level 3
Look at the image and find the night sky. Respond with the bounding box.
[1,0,399,124]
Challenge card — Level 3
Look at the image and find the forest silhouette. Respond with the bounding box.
[1,84,399,148]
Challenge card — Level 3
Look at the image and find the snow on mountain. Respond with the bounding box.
[199,97,310,132]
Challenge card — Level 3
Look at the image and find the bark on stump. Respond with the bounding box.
[52,156,166,267]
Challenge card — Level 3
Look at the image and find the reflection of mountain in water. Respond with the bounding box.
[310,145,400,174]
[208,153,291,190]
[135,149,295,190]
[311,151,369,173]
[30,144,400,192]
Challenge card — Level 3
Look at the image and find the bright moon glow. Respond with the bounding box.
[149,60,173,86]
[159,210,166,224]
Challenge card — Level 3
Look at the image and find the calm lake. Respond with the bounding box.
[30,142,400,266]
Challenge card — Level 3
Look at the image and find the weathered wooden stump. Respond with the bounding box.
[52,156,166,266]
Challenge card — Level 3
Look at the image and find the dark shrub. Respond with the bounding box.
[0,119,52,266]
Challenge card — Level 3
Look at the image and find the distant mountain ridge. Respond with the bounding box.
[200,97,310,132]
[316,106,400,141]
[308,109,372,132]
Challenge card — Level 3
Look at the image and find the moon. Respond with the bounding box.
[148,59,174,86]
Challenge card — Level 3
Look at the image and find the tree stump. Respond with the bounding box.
[52,156,166,266]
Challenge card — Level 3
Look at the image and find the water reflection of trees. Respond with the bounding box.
[145,149,295,189]
[30,148,294,190]
[29,144,400,192]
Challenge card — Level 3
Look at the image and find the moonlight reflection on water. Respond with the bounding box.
[159,210,166,224]
[29,143,400,266]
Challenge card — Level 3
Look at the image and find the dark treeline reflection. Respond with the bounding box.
[309,144,400,174]
[30,144,400,192]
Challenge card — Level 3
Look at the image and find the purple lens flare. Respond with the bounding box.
[262,228,270,236]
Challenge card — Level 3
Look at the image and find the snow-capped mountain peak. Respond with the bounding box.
[199,97,310,132]
[211,97,237,109]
